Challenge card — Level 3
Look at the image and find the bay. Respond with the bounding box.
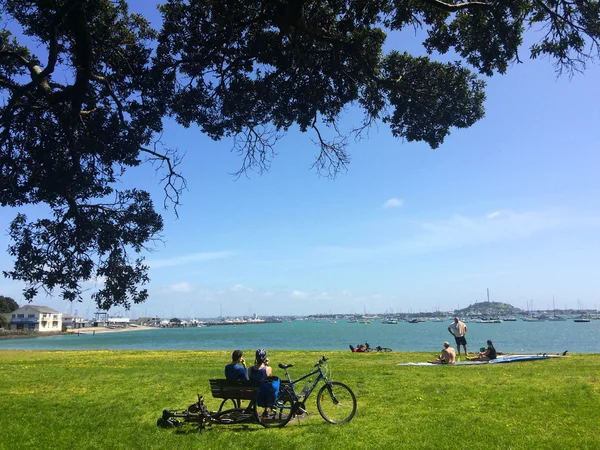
[1,319,599,353]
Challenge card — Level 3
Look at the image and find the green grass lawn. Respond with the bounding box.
[1,350,598,449]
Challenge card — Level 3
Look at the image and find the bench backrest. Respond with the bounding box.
[209,379,289,400]
[209,379,261,400]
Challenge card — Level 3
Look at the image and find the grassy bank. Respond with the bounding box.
[1,350,598,449]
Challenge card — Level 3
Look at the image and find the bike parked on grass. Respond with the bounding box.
[365,345,392,352]
[255,356,357,428]
[158,395,246,431]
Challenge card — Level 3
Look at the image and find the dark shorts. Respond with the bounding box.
[454,336,467,346]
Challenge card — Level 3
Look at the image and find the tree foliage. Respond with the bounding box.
[1,0,181,309]
[1,0,598,309]
[0,295,19,313]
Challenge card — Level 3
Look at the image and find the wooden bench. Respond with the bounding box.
[209,378,290,403]
[209,379,262,401]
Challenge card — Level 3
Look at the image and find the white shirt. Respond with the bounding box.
[449,321,466,337]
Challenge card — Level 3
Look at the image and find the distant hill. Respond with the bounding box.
[455,301,522,316]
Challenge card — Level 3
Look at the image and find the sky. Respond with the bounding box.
[1,2,599,318]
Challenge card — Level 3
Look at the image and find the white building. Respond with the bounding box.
[62,314,88,330]
[107,317,130,327]
[5,305,62,332]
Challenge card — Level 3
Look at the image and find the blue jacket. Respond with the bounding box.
[225,363,248,381]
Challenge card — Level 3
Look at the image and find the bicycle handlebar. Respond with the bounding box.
[315,356,328,367]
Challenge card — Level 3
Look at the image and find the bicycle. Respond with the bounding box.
[255,356,357,428]
[365,345,392,352]
[158,394,258,430]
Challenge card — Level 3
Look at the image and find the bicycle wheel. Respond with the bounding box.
[379,347,392,352]
[218,398,240,411]
[316,381,357,424]
[214,408,253,424]
[254,387,295,428]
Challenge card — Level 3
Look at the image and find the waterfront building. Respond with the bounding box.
[4,305,62,332]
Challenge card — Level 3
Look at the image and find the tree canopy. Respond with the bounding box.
[0,295,19,313]
[1,0,598,309]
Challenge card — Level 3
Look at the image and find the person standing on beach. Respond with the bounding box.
[225,349,248,380]
[448,317,468,357]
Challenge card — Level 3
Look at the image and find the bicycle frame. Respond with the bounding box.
[280,359,328,402]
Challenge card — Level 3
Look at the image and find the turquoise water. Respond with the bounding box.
[1,319,599,353]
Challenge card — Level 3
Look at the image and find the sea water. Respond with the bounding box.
[1,319,599,353]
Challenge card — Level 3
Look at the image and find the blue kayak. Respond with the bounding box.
[489,355,550,364]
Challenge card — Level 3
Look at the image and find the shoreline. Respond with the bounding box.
[0,325,155,340]
[70,325,155,335]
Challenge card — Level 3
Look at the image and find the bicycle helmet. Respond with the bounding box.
[255,348,267,363]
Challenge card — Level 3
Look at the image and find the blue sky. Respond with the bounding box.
[1,2,599,318]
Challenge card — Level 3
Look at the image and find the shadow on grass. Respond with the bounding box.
[172,423,261,435]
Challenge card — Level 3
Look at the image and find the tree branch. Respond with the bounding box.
[231,125,281,178]
[310,117,350,178]
[422,0,493,12]
[139,143,187,215]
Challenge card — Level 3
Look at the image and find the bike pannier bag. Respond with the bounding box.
[256,376,280,407]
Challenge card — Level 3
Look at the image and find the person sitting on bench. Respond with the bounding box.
[249,349,272,380]
[249,349,275,418]
[225,349,248,381]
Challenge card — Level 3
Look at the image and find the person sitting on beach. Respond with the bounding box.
[249,348,272,381]
[429,341,456,364]
[224,349,248,381]
[467,340,497,361]
[349,342,369,352]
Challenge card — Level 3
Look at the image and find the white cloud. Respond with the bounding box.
[402,210,569,254]
[230,284,253,293]
[147,251,235,269]
[311,209,600,260]
[382,198,404,209]
[168,282,195,293]
[290,290,310,299]
[487,211,502,219]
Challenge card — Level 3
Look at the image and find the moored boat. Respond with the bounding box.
[381,318,398,324]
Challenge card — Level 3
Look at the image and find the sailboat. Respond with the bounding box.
[574,316,590,323]
[522,299,540,321]
[547,296,566,321]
